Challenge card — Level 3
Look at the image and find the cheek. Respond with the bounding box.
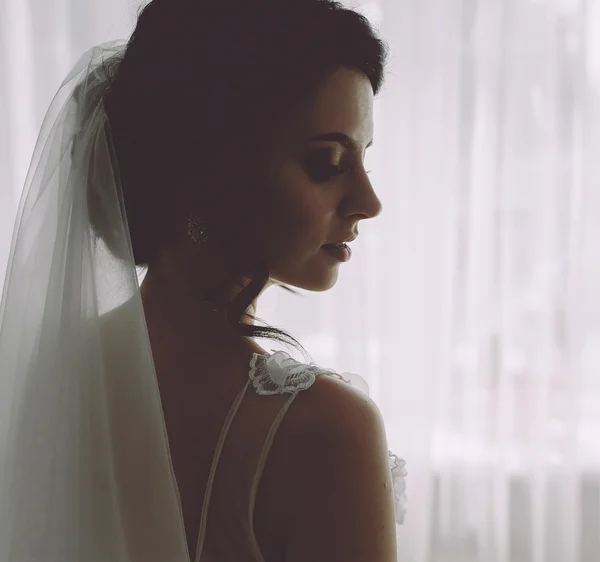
[260,164,332,255]
[265,199,316,261]
[266,206,314,254]
[275,193,326,245]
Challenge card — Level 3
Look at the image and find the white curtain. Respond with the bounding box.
[2,1,599,561]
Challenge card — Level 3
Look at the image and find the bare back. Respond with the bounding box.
[102,296,404,562]
[154,338,290,562]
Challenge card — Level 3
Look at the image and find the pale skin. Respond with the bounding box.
[140,66,382,350]
[140,67,397,561]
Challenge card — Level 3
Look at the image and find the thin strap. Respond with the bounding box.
[193,378,252,562]
[247,390,301,559]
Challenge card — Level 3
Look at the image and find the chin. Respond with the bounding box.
[271,266,340,293]
[267,247,345,292]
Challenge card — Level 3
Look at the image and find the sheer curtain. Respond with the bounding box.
[1,1,599,561]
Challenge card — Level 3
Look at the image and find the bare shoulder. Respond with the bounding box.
[268,372,398,562]
[296,371,380,427]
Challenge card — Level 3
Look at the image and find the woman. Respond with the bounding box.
[0,1,406,561]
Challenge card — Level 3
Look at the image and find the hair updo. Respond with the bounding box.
[99,0,388,357]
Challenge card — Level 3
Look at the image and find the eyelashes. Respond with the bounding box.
[302,149,372,182]
[301,150,341,182]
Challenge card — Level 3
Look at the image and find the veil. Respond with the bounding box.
[0,41,192,561]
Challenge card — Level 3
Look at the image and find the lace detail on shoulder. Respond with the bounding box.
[249,350,407,524]
[388,452,407,525]
[249,350,343,396]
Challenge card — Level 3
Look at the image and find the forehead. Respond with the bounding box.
[286,67,375,144]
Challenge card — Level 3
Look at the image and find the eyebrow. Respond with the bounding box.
[306,132,373,151]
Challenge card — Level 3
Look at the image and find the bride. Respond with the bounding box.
[0,0,406,561]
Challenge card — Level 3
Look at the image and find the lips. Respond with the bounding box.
[321,242,353,262]
[324,235,357,246]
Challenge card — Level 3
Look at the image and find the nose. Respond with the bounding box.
[354,171,383,220]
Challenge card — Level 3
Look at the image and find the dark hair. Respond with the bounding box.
[100,0,389,359]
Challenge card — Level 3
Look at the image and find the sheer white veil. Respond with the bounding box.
[0,41,192,561]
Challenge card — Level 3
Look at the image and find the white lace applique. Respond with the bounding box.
[249,350,343,395]
[250,350,407,524]
[388,452,407,525]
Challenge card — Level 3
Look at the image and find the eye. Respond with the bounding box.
[302,149,372,182]
[302,150,344,182]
